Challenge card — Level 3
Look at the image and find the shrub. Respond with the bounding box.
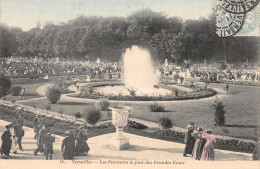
[0,75,12,98]
[45,104,51,111]
[99,99,110,111]
[159,116,173,130]
[212,99,226,126]
[75,112,82,119]
[11,86,22,96]
[149,102,165,112]
[84,107,102,125]
[46,87,61,104]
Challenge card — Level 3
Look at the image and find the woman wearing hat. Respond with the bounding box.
[1,124,13,158]
[74,126,90,156]
[183,124,194,157]
[10,122,18,154]
[201,129,215,161]
[192,127,203,160]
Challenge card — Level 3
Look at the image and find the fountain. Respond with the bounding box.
[123,46,158,90]
[95,46,172,96]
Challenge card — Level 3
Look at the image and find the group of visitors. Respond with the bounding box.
[160,61,260,85]
[0,57,121,80]
[33,115,90,160]
[0,113,24,158]
[183,122,215,161]
[0,112,90,160]
[62,124,90,160]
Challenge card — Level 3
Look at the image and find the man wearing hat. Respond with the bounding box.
[1,124,12,158]
[42,128,55,160]
[34,124,48,156]
[183,124,194,157]
[61,131,75,160]
[188,122,196,155]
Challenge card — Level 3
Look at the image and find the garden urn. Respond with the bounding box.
[109,106,132,150]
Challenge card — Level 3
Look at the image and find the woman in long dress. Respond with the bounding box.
[192,127,203,160]
[10,122,18,154]
[201,129,215,161]
[75,124,90,155]
[1,124,13,158]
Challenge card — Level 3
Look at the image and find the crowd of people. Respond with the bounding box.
[1,56,259,87]
[0,113,90,160]
[0,57,121,80]
[160,62,260,85]
[183,122,215,161]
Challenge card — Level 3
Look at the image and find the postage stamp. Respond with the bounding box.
[215,0,260,37]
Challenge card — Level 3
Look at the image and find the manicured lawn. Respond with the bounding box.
[22,99,111,122]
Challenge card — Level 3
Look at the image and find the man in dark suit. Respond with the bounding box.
[34,124,48,156]
[42,128,55,160]
[61,131,75,160]
[183,125,194,157]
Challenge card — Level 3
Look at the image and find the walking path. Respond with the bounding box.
[0,119,253,161]
[30,82,228,105]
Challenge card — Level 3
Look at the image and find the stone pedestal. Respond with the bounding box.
[108,106,132,150]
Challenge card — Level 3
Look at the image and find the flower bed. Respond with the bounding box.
[75,82,217,101]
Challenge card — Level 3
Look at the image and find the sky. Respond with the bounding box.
[0,0,214,31]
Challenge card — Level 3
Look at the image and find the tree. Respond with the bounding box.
[0,75,12,98]
[212,99,226,126]
[1,9,258,64]
[0,26,20,58]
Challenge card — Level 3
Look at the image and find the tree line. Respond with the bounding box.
[0,9,259,65]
